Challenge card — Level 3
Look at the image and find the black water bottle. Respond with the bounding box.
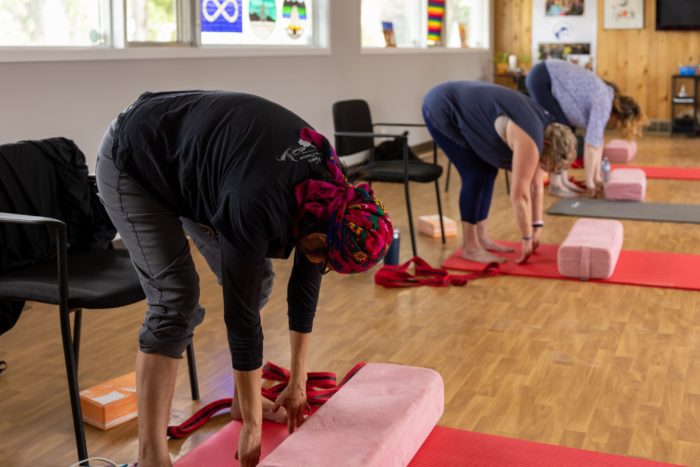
[384,228,400,265]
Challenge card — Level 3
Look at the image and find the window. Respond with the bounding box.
[445,0,489,48]
[361,0,424,48]
[127,0,179,43]
[0,0,327,55]
[361,0,489,50]
[0,0,109,46]
[200,0,316,46]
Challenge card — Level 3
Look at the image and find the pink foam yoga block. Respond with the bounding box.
[260,363,444,467]
[603,139,637,163]
[558,219,624,280]
[605,168,647,201]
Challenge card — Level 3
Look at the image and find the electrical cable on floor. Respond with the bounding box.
[68,457,130,467]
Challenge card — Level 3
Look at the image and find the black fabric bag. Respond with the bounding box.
[373,132,422,162]
[0,138,117,335]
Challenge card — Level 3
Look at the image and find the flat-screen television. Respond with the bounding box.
[657,0,700,30]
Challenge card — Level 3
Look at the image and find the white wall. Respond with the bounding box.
[0,1,492,170]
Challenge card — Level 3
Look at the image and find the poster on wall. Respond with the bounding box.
[532,0,597,69]
[201,0,243,33]
[546,0,584,16]
[249,0,277,39]
[603,0,644,30]
[283,0,307,39]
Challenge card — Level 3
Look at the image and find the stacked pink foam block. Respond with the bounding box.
[605,168,647,201]
[259,363,444,467]
[603,139,637,163]
[557,219,624,280]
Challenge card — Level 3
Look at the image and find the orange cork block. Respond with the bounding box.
[418,215,458,238]
[80,372,137,430]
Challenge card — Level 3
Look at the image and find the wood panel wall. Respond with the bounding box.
[494,0,700,120]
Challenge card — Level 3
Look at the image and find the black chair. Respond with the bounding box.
[0,214,200,464]
[332,99,445,256]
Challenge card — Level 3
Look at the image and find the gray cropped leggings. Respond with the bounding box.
[95,121,274,359]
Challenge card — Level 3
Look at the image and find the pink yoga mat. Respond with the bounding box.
[409,426,680,466]
[442,243,700,291]
[175,423,678,466]
[611,165,700,181]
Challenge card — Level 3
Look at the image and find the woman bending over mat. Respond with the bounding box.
[95,91,392,467]
[423,81,577,265]
[526,59,646,198]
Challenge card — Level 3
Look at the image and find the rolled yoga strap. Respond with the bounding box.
[374,256,500,288]
[167,361,367,439]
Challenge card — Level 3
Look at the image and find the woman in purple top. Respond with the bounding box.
[526,59,646,197]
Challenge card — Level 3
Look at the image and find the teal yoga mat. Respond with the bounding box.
[547,198,700,224]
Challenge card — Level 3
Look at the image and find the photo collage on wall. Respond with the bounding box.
[200,0,309,41]
[532,0,596,69]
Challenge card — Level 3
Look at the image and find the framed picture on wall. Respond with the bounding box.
[546,0,584,17]
[604,0,644,30]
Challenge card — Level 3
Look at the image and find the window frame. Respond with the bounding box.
[359,0,491,52]
[0,0,331,63]
[124,0,194,47]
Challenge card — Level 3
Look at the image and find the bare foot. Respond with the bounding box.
[479,239,515,253]
[230,397,288,424]
[549,185,579,198]
[462,249,506,264]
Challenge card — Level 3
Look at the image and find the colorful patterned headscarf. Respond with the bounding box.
[294,128,393,274]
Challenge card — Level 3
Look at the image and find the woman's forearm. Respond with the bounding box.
[584,144,603,187]
[289,331,310,385]
[234,368,263,427]
[510,194,532,238]
[531,169,545,222]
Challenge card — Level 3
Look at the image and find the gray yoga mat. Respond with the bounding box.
[547,198,700,224]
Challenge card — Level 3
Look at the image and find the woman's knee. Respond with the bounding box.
[139,301,205,358]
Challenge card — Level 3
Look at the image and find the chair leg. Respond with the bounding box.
[403,182,418,257]
[504,170,511,195]
[445,162,452,192]
[59,306,88,463]
[186,341,200,401]
[434,180,446,244]
[72,308,82,370]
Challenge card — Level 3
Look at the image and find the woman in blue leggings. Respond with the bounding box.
[423,81,577,264]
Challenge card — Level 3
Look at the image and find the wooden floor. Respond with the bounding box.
[1,134,700,466]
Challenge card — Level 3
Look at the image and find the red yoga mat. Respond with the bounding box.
[175,422,678,466]
[612,165,700,181]
[175,420,288,466]
[442,242,700,291]
[409,426,680,466]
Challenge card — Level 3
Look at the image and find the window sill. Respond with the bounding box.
[0,45,331,64]
[360,47,490,56]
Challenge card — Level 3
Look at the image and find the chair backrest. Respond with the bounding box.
[332,99,374,156]
[0,139,116,270]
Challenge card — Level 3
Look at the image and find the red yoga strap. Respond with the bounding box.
[374,256,499,288]
[166,362,366,439]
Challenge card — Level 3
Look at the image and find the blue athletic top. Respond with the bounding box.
[422,81,554,170]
